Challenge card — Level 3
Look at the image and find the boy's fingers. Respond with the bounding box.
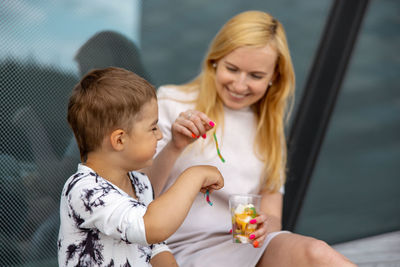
[204,178,224,192]
[216,176,224,188]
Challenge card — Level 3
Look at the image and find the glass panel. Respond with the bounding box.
[296,0,400,244]
[0,1,142,265]
[1,0,332,265]
[141,0,332,112]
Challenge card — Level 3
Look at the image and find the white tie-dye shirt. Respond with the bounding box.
[58,164,170,267]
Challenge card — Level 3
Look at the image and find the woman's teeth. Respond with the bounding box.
[229,90,246,98]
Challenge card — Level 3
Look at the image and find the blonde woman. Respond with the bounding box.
[147,10,355,267]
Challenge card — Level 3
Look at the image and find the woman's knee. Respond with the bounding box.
[303,238,355,266]
[303,238,334,264]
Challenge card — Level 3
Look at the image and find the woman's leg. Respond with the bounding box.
[256,233,356,267]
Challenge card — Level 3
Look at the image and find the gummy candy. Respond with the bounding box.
[231,203,258,243]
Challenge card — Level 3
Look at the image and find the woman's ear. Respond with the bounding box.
[110,129,126,151]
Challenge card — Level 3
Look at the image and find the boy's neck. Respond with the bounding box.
[85,153,129,188]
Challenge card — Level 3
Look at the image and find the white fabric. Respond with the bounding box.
[156,86,286,267]
[58,164,170,266]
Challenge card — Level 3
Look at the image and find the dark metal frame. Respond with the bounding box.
[283,0,370,231]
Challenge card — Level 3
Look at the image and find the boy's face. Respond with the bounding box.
[123,98,162,170]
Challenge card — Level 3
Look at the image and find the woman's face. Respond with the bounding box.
[214,45,278,110]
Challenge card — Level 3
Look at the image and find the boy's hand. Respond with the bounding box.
[171,109,215,150]
[185,165,224,194]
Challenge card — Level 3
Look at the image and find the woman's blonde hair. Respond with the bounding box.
[179,10,295,192]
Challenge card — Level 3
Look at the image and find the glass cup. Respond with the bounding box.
[229,194,261,243]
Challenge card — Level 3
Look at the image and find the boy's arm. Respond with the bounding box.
[150,251,178,267]
[143,165,223,244]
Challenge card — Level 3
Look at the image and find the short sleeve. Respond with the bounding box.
[156,86,197,155]
[66,174,149,246]
[156,87,175,153]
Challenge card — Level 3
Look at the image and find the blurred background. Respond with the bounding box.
[0,0,399,266]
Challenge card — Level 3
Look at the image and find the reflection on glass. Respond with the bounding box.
[0,1,142,266]
[296,0,400,244]
[141,0,331,94]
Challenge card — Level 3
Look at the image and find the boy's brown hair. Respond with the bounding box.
[67,67,156,162]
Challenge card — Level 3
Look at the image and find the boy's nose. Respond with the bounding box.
[156,129,163,140]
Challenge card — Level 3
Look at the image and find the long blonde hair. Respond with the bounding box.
[178,10,295,193]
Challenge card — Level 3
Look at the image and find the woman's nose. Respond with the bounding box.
[233,73,248,91]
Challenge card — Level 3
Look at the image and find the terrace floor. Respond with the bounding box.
[333,230,400,266]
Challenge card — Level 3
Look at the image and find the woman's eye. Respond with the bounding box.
[226,66,237,72]
[251,74,263,79]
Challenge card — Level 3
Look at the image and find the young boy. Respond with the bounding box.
[58,67,224,267]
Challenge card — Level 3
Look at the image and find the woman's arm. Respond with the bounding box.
[248,190,283,247]
[260,190,283,233]
[144,109,214,197]
[144,141,184,197]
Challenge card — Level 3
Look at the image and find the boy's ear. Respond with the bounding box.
[110,129,126,151]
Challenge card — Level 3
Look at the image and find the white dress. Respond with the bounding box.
[156,86,287,267]
[58,164,170,267]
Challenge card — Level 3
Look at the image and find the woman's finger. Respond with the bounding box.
[248,213,267,226]
[194,111,215,130]
[190,115,207,138]
[251,223,267,239]
[180,110,215,138]
[173,123,196,139]
[250,226,268,248]
[175,115,201,137]
[186,110,213,137]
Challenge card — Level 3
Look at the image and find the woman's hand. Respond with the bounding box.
[171,109,215,150]
[248,212,268,248]
[247,190,283,247]
[248,212,281,248]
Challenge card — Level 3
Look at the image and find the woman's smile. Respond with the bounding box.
[214,45,278,110]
